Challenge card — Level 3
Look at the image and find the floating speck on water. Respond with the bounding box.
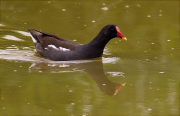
[62,9,66,11]
[146,59,149,60]
[159,14,162,16]
[39,71,42,73]
[149,87,152,89]
[171,54,173,55]
[138,42,140,43]
[115,42,117,43]
[126,11,129,12]
[14,70,17,72]
[59,64,69,67]
[157,88,159,90]
[49,109,52,111]
[151,43,154,44]
[24,22,27,24]
[78,16,80,18]
[137,4,141,7]
[84,25,86,26]
[155,57,157,59]
[23,47,30,50]
[27,103,30,104]
[149,82,152,83]
[39,10,42,12]
[48,1,51,3]
[130,84,132,85]
[102,3,105,5]
[73,39,77,41]
[167,40,171,41]
[69,90,73,92]
[71,103,75,105]
[79,3,80,4]
[147,15,151,17]
[92,20,96,23]
[147,108,152,111]
[102,84,106,85]
[3,107,5,109]
[2,97,4,99]
[20,65,22,67]
[101,7,108,11]
[0,24,5,26]
[66,85,68,87]
[159,72,165,73]
[51,64,56,67]
[171,48,174,50]
[126,5,129,8]
[144,51,147,52]
[19,86,21,87]
[159,10,162,12]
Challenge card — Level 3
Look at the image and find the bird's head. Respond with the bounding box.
[102,24,127,41]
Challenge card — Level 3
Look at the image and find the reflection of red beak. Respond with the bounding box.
[114,83,126,95]
[116,26,127,41]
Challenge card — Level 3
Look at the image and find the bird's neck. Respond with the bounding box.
[89,32,112,49]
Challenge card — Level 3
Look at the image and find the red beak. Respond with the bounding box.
[116,26,127,41]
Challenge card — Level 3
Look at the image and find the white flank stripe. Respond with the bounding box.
[48,45,58,49]
[59,47,70,51]
[46,45,70,51]
[30,33,37,43]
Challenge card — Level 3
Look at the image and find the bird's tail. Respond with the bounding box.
[28,29,39,44]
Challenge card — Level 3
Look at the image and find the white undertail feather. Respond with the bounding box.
[29,33,37,43]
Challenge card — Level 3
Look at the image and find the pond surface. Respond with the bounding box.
[0,0,179,115]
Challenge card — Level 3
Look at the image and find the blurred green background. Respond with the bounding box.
[0,0,179,115]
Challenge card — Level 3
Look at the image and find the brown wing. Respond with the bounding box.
[29,29,80,51]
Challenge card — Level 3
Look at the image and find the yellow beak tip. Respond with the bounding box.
[122,37,127,41]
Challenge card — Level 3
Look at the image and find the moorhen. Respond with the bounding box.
[28,24,127,61]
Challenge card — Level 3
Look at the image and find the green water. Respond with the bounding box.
[0,0,179,115]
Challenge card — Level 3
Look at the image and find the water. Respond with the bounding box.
[0,1,179,115]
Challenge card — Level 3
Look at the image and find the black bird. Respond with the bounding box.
[28,24,127,61]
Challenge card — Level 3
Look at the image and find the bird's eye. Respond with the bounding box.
[111,29,113,30]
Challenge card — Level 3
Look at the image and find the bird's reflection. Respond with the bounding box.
[29,59,125,96]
